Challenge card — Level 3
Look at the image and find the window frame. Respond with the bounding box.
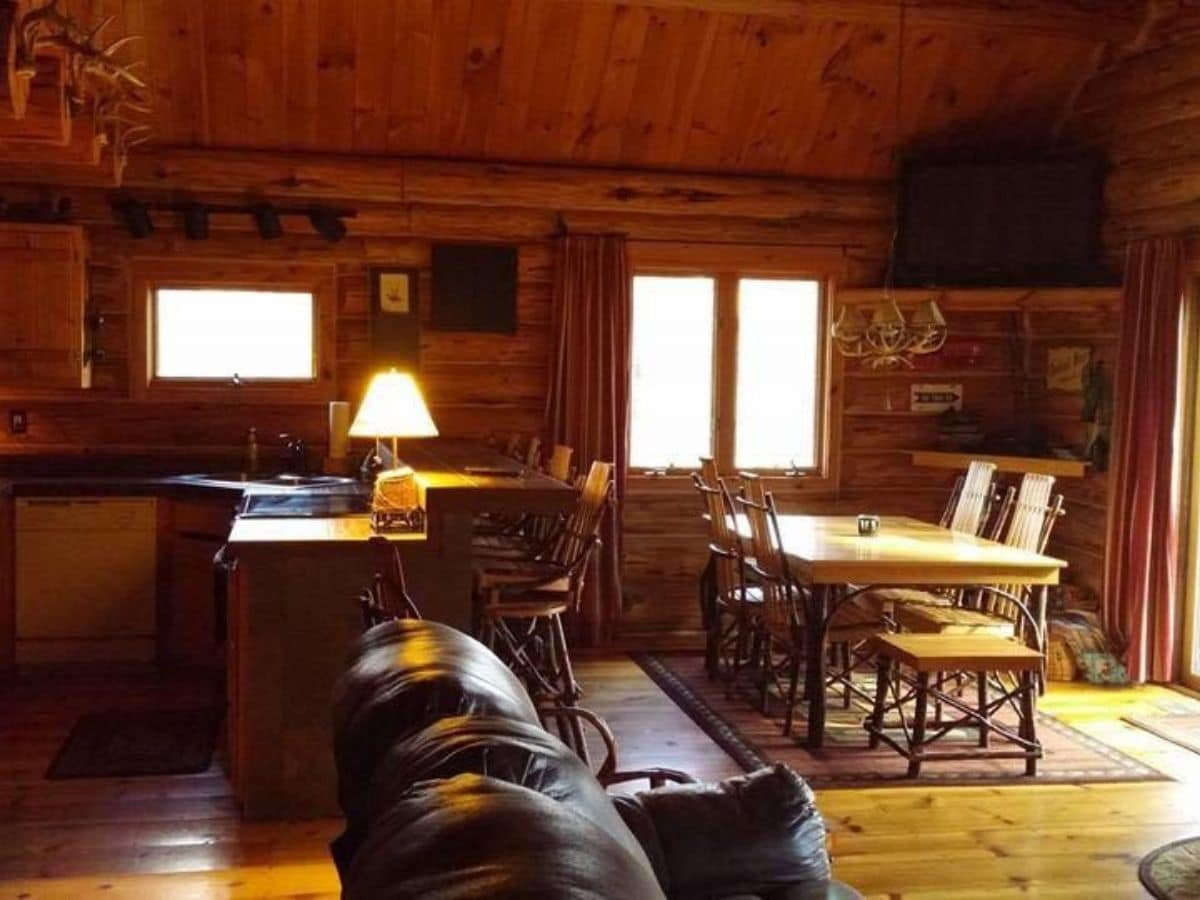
[131,260,337,403]
[627,260,836,484]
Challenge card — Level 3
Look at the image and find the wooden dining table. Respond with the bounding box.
[736,514,1067,749]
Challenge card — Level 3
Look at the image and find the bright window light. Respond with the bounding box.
[154,288,315,380]
[630,276,715,469]
[735,278,821,469]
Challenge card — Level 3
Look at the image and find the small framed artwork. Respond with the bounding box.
[1046,346,1091,392]
[370,267,421,371]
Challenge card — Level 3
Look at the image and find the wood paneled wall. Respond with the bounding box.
[0,150,892,469]
[0,148,1119,644]
[620,286,1120,645]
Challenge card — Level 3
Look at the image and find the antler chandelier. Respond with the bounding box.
[829,0,947,370]
[830,298,947,369]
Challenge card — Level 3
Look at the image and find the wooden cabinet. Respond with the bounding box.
[164,499,235,671]
[0,223,89,389]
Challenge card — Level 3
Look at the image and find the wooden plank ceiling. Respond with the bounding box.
[42,0,1136,179]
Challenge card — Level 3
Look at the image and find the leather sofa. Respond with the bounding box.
[332,618,858,899]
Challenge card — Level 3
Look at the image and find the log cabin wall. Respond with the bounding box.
[620,285,1121,644]
[0,150,893,466]
[1063,22,1200,256]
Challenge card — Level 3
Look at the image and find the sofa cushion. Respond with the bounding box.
[344,773,666,900]
[618,764,830,899]
[360,714,655,875]
[333,619,540,828]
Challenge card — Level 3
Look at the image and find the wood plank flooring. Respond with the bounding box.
[1,660,1198,898]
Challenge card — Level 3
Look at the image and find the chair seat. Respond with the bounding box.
[862,587,955,615]
[869,633,1042,672]
[828,596,887,641]
[896,603,1016,637]
[476,559,570,593]
[483,595,570,619]
[716,585,764,607]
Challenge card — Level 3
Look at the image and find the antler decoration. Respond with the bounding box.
[12,0,151,179]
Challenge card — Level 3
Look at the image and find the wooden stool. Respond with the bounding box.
[865,634,1043,777]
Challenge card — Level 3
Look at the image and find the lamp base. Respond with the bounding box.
[370,464,424,533]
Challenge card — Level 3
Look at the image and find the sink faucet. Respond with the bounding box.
[279,433,308,474]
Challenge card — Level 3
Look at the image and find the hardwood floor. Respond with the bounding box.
[1,661,1198,898]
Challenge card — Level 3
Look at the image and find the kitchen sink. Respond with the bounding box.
[178,472,357,489]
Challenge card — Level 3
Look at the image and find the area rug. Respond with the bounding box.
[1141,836,1200,899]
[47,708,222,779]
[1124,714,1200,757]
[634,653,1167,788]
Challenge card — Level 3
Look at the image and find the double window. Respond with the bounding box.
[629,273,826,473]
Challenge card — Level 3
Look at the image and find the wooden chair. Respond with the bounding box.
[357,541,421,629]
[693,464,760,689]
[865,460,1001,614]
[737,475,886,735]
[476,461,613,757]
[545,444,574,483]
[896,473,1063,641]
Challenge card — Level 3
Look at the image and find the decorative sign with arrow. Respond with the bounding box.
[911,383,963,413]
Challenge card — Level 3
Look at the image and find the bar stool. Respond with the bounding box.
[865,634,1043,777]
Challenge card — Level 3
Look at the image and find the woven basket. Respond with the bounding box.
[1047,636,1078,682]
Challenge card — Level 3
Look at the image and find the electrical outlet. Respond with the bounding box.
[9,410,27,435]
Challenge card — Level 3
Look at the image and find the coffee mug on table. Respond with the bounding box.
[857,514,880,536]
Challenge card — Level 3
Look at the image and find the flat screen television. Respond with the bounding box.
[431,243,518,333]
[895,157,1112,287]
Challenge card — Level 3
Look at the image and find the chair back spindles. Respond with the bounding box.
[735,476,797,640]
[551,460,613,574]
[986,473,1063,629]
[546,444,574,482]
[692,472,742,601]
[525,436,542,471]
[948,460,997,536]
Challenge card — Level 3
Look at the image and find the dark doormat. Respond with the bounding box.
[47,708,223,779]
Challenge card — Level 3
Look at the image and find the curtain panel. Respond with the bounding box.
[1104,237,1187,683]
[545,233,631,647]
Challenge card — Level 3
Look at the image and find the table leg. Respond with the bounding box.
[805,583,831,750]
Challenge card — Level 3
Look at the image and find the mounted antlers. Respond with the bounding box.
[7,0,151,180]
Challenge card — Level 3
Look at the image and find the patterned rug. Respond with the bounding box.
[634,653,1168,788]
[1141,837,1200,899]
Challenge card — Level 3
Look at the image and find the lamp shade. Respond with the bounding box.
[349,370,439,439]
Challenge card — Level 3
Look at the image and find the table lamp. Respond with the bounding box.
[349,369,439,531]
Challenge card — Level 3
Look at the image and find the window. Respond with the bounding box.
[630,276,715,469]
[735,279,822,469]
[629,273,825,473]
[153,288,315,381]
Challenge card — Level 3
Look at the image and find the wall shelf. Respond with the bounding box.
[907,449,1090,478]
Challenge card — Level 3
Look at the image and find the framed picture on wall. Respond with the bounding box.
[370,267,421,371]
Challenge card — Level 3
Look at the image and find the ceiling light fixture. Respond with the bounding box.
[308,207,347,243]
[181,203,209,240]
[111,196,153,238]
[252,203,283,240]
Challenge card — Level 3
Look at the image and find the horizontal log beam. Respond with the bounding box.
[86,148,893,224]
[575,0,1145,42]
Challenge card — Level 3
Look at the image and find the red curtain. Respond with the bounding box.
[545,234,630,647]
[1104,237,1187,683]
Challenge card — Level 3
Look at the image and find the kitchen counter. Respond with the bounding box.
[220,442,577,820]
